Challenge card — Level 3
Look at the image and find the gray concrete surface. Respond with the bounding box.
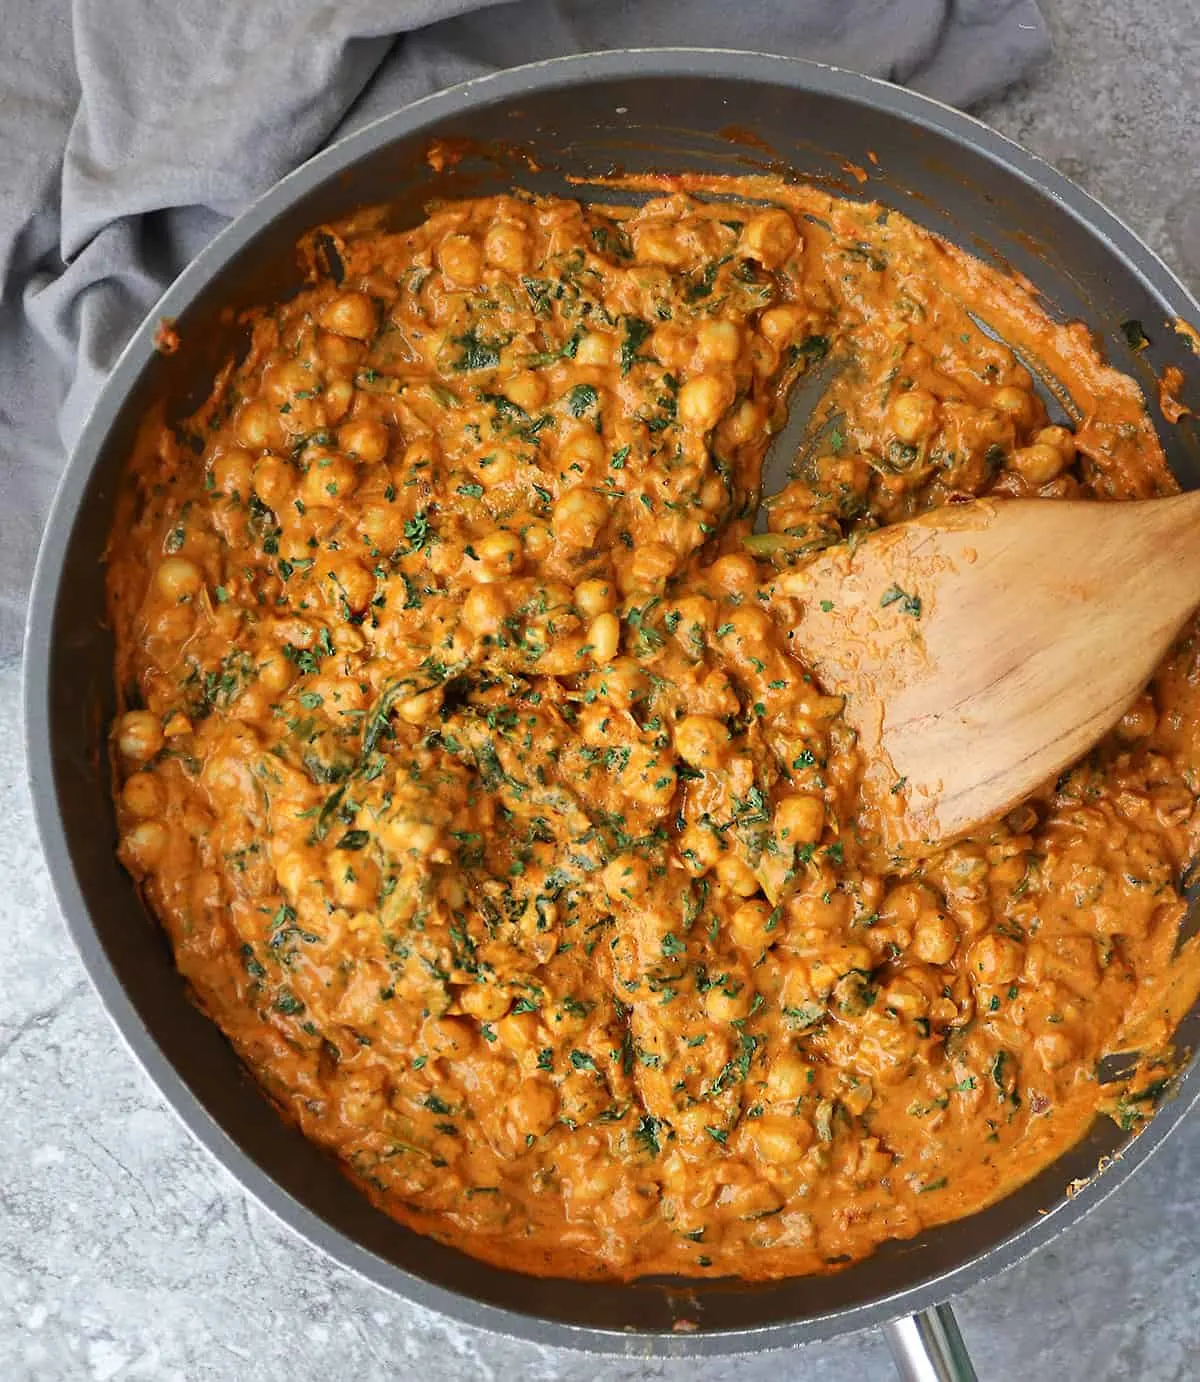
[3,2,1199,1377]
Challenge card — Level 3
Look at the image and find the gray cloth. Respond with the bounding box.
[0,0,1048,656]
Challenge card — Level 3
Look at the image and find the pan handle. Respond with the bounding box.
[882,1304,979,1382]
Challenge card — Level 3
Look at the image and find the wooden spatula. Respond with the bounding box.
[771,492,1200,852]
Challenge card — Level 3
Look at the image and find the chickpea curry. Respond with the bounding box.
[108,175,1200,1281]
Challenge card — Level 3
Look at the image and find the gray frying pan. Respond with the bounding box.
[23,50,1200,1381]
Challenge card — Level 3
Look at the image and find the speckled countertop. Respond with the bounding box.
[4,3,1199,1378]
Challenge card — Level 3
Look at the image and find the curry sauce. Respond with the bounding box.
[107,178,1200,1280]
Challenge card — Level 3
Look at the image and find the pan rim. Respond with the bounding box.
[22,45,1200,1357]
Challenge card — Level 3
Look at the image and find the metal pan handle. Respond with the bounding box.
[883,1304,979,1382]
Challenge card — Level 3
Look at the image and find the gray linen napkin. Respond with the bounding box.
[0,0,1047,656]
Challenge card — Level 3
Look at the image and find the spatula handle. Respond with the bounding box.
[883,1304,978,1381]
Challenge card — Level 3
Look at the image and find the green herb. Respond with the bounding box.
[274,989,304,1016]
[521,276,555,316]
[819,599,834,612]
[403,509,433,553]
[336,829,370,850]
[634,1113,664,1157]
[880,584,922,618]
[1121,319,1151,352]
[570,1049,599,1073]
[661,932,686,958]
[456,482,484,499]
[566,383,598,417]
[789,334,830,367]
[452,327,504,371]
[620,316,652,375]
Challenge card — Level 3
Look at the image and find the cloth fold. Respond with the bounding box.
[0,0,1048,655]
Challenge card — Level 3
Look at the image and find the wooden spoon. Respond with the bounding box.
[771,492,1200,852]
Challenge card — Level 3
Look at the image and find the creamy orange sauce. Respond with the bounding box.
[108,179,1200,1281]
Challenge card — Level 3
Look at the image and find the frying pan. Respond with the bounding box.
[23,49,1200,1382]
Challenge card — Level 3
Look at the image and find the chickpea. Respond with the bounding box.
[677,372,735,431]
[155,556,203,602]
[332,856,379,910]
[263,359,314,406]
[628,542,677,591]
[317,331,361,367]
[523,524,553,561]
[759,306,810,346]
[552,486,608,550]
[477,447,517,488]
[494,1009,539,1054]
[210,448,253,497]
[1012,440,1066,486]
[991,385,1038,429]
[505,370,546,412]
[120,820,167,873]
[257,652,294,695]
[251,455,292,510]
[234,399,284,451]
[557,430,606,477]
[968,931,1025,985]
[318,291,376,341]
[1034,424,1077,464]
[747,1114,813,1165]
[601,853,649,904]
[559,1075,609,1128]
[398,686,444,725]
[774,794,826,847]
[461,584,507,637]
[275,851,313,897]
[1118,693,1157,741]
[671,595,715,645]
[676,823,722,876]
[889,387,938,445]
[1035,1029,1075,1071]
[484,221,527,273]
[715,851,759,898]
[460,983,511,1022]
[435,234,482,287]
[709,552,758,595]
[475,530,524,578]
[322,377,354,423]
[338,418,390,464]
[401,437,440,472]
[575,332,613,366]
[509,1080,559,1139]
[574,578,617,619]
[117,710,164,762]
[911,911,960,966]
[674,715,730,770]
[423,1015,477,1059]
[380,816,440,858]
[121,771,163,818]
[741,209,800,268]
[587,611,620,665]
[705,982,754,1023]
[718,396,765,447]
[633,222,686,268]
[766,1050,814,1101]
[729,899,774,952]
[325,557,375,613]
[300,454,358,507]
[697,320,741,364]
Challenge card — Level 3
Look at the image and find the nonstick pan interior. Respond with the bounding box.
[24,51,1200,1355]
